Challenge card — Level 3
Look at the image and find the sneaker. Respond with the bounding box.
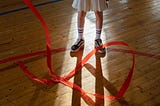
[71,39,84,52]
[95,39,106,53]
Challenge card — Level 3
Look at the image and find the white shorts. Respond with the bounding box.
[72,0,107,12]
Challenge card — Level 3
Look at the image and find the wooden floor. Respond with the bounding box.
[0,0,160,106]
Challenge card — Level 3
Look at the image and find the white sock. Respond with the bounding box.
[78,28,84,40]
[95,29,102,40]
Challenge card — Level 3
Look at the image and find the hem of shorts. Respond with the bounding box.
[73,8,106,12]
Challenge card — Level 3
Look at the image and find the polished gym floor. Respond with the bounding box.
[0,0,160,106]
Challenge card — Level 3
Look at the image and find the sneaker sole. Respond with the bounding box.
[97,49,106,54]
[95,45,106,54]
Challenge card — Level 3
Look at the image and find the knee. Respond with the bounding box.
[95,11,103,20]
[78,11,86,19]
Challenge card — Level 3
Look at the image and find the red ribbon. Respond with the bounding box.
[1,0,135,104]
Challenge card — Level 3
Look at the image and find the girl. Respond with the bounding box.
[71,0,108,53]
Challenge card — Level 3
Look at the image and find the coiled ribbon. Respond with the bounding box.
[1,0,135,105]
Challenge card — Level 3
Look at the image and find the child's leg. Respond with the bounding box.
[94,11,103,40]
[94,11,106,53]
[71,11,86,52]
[77,11,86,40]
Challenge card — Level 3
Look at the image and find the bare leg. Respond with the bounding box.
[77,11,86,40]
[71,11,86,52]
[94,11,106,53]
[95,11,103,29]
[78,11,86,29]
[94,11,103,40]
